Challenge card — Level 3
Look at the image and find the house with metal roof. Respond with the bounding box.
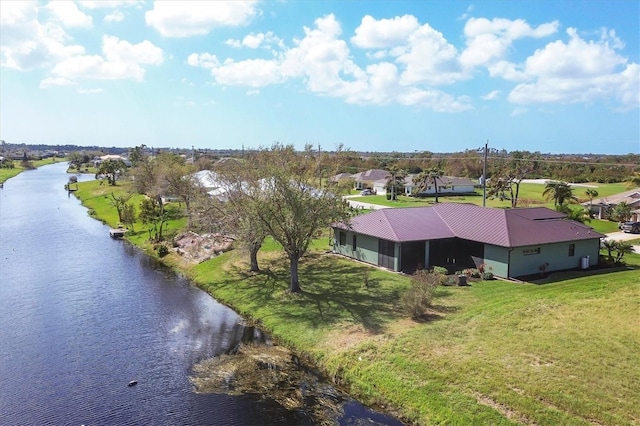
[332,203,604,279]
[582,187,640,222]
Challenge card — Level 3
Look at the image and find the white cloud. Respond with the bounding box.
[77,87,104,94]
[247,89,260,96]
[460,17,559,69]
[187,53,220,69]
[508,28,639,109]
[482,90,501,100]
[0,2,86,70]
[190,14,471,112]
[44,1,93,28]
[39,77,76,88]
[225,39,242,48]
[104,10,125,23]
[51,35,163,81]
[396,23,465,86]
[457,4,474,21]
[511,107,528,116]
[212,58,285,87]
[351,15,420,48]
[102,35,163,65]
[145,1,258,37]
[226,32,282,49]
[78,1,143,9]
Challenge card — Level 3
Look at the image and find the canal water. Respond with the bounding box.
[0,163,402,425]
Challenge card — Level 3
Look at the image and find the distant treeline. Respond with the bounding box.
[1,143,638,184]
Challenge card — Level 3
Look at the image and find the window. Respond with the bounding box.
[339,231,346,246]
[523,247,540,256]
[568,243,575,257]
[352,234,357,251]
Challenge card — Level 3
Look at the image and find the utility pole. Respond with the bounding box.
[482,141,488,207]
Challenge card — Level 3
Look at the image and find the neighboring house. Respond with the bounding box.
[93,154,131,167]
[583,188,640,221]
[350,169,389,190]
[193,170,230,200]
[333,203,603,279]
[337,169,478,196]
[414,176,477,196]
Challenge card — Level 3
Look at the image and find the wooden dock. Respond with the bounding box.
[109,228,127,238]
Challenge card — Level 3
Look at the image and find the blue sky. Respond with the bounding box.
[1,1,638,154]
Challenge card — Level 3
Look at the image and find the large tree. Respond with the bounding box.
[192,166,268,273]
[244,144,350,292]
[98,159,126,186]
[163,162,199,228]
[486,156,532,208]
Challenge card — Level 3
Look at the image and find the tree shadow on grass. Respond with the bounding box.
[208,253,409,335]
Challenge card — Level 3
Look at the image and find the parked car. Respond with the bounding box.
[621,221,640,233]
[361,189,374,196]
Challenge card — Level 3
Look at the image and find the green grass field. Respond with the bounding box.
[190,242,640,425]
[74,179,187,250]
[74,178,640,425]
[0,158,67,184]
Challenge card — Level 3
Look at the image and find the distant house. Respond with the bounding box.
[93,154,131,167]
[333,169,478,196]
[193,170,229,200]
[583,188,640,221]
[332,203,603,279]
[413,176,477,197]
[350,169,389,190]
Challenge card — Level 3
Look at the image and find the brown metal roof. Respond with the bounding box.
[337,203,604,247]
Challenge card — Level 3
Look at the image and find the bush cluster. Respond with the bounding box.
[401,269,444,320]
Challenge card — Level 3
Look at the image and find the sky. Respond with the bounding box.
[1,1,639,155]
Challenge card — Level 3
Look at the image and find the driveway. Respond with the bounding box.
[344,195,388,211]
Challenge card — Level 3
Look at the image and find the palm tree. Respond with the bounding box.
[614,241,634,263]
[584,188,598,214]
[557,204,591,223]
[601,239,617,263]
[611,202,632,223]
[385,166,406,201]
[543,181,577,207]
[416,168,445,203]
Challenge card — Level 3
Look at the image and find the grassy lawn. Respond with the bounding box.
[0,158,66,184]
[74,179,187,251]
[74,179,640,425]
[188,244,640,425]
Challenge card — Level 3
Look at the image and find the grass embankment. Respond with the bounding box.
[0,158,66,184]
[75,180,640,425]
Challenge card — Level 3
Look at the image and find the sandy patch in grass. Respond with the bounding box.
[472,391,537,425]
[318,319,421,355]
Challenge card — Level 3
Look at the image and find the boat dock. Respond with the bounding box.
[109,228,127,238]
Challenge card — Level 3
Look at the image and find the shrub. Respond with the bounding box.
[481,272,494,280]
[401,270,443,320]
[432,265,448,275]
[157,244,169,257]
